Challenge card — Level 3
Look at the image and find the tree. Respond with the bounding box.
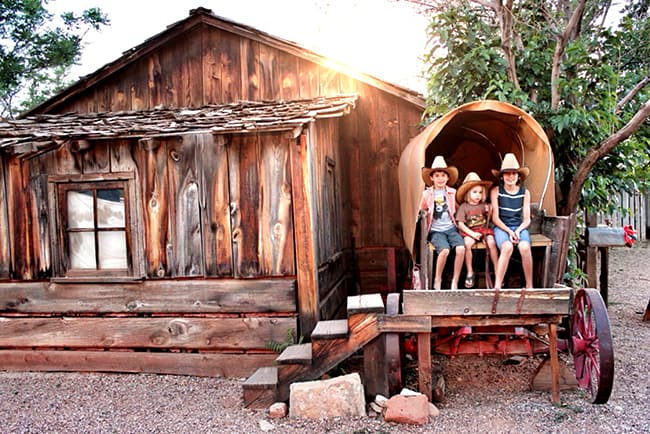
[0,0,108,118]
[410,0,649,218]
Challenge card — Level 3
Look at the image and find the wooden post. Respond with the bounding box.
[289,133,319,336]
[599,247,609,306]
[585,213,598,289]
[548,322,560,404]
[417,331,432,401]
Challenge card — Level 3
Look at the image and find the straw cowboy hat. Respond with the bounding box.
[491,153,530,181]
[421,155,459,187]
[456,172,493,203]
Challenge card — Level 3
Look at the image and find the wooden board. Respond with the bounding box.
[587,227,626,247]
[402,289,571,316]
[0,349,275,378]
[0,316,296,350]
[0,278,296,313]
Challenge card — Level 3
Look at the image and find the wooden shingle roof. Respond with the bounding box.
[0,94,357,155]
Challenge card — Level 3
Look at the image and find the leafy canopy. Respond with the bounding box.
[0,0,108,117]
[421,0,649,217]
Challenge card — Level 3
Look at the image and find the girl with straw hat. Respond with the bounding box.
[419,156,465,290]
[455,172,498,288]
[489,153,533,289]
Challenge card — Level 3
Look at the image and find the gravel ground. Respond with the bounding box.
[1,245,649,433]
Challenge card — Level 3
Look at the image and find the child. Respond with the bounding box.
[420,156,465,290]
[455,172,499,288]
[489,153,533,289]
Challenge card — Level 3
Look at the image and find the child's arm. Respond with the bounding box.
[514,189,532,235]
[457,221,481,240]
[489,187,506,231]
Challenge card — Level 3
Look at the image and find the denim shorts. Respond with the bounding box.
[494,226,531,250]
[428,227,464,253]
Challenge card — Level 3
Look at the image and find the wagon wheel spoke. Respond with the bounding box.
[570,288,614,404]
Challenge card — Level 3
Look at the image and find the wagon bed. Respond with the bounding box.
[393,285,613,404]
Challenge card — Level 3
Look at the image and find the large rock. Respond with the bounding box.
[289,373,366,419]
[384,394,429,425]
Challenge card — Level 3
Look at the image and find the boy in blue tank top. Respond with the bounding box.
[489,153,533,289]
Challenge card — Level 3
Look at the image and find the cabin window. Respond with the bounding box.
[50,174,138,278]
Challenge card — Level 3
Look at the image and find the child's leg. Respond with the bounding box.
[447,230,465,290]
[486,235,499,269]
[452,244,465,289]
[434,248,449,289]
[463,236,476,276]
[518,241,533,288]
[493,227,513,289]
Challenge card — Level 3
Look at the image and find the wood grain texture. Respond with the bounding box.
[289,133,319,335]
[0,158,8,277]
[0,316,296,349]
[0,349,276,378]
[0,278,297,313]
[403,289,571,316]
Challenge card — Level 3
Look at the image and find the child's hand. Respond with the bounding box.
[471,231,482,241]
[509,229,519,244]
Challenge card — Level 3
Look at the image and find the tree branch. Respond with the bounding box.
[551,0,586,110]
[616,76,650,113]
[564,99,650,214]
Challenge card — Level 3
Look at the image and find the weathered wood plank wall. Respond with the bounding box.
[0,279,296,313]
[0,160,9,277]
[3,132,297,280]
[26,20,423,293]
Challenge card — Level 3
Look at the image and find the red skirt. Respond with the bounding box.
[461,226,494,239]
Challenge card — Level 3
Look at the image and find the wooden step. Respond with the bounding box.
[347,293,384,315]
[242,366,278,409]
[276,343,312,365]
[311,319,349,339]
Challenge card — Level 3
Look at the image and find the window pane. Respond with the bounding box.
[67,190,94,229]
[97,189,125,228]
[69,232,96,269]
[98,231,127,269]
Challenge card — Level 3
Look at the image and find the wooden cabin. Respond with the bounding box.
[0,7,424,377]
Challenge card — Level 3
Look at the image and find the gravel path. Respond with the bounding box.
[2,245,649,433]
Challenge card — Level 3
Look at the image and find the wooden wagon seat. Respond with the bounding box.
[417,202,553,288]
[399,100,557,259]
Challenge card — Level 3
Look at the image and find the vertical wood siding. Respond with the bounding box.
[3,133,297,280]
[32,22,424,284]
[0,160,9,277]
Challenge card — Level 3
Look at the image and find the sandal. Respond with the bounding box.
[464,274,475,288]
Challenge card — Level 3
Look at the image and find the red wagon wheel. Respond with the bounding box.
[570,288,614,404]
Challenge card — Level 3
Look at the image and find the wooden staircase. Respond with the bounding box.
[242,293,386,409]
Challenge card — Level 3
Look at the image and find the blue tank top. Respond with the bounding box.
[498,185,525,227]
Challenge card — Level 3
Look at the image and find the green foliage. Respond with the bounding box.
[266,328,303,353]
[0,0,108,118]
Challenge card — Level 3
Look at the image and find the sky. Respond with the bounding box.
[49,0,431,94]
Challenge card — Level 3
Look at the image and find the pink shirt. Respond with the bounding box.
[419,186,458,229]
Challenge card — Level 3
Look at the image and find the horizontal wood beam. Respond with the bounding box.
[377,314,431,333]
[0,278,296,314]
[428,314,565,328]
[0,349,276,378]
[403,289,571,316]
[0,316,296,350]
